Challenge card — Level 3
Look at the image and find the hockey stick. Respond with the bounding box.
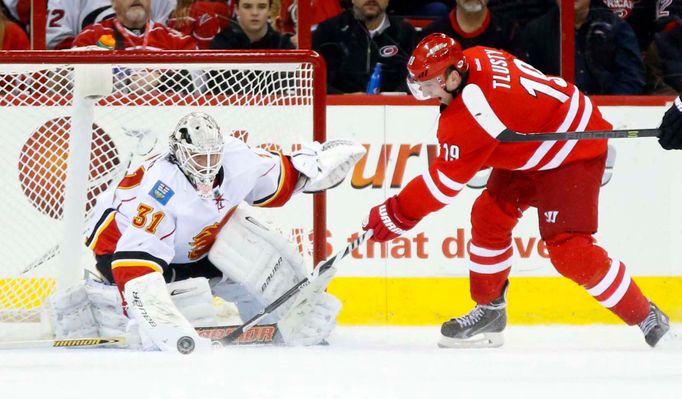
[0,324,278,350]
[196,324,279,345]
[0,336,127,350]
[497,128,661,142]
[213,230,373,346]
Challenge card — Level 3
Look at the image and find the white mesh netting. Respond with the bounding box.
[0,53,321,330]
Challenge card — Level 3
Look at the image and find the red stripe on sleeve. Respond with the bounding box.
[261,155,300,208]
[396,175,448,221]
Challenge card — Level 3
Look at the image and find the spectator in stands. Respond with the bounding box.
[645,16,682,94]
[421,0,518,53]
[597,0,682,53]
[72,0,197,97]
[0,7,29,49]
[72,0,196,50]
[518,0,645,95]
[1,0,30,34]
[312,0,418,94]
[168,0,232,49]
[211,0,293,49]
[276,0,343,47]
[488,0,554,26]
[47,0,175,49]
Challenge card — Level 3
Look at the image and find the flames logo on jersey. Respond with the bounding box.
[188,222,220,260]
[187,207,236,260]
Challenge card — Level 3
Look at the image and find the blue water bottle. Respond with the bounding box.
[366,63,383,94]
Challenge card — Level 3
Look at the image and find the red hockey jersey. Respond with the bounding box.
[72,19,197,50]
[167,1,231,49]
[398,46,611,221]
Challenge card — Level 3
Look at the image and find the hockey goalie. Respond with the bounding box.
[47,112,365,353]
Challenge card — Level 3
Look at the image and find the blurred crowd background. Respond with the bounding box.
[1,0,680,96]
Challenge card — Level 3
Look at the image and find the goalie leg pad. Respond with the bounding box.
[84,279,129,338]
[48,282,99,339]
[208,208,308,319]
[166,277,217,327]
[48,279,129,340]
[124,272,211,353]
[211,279,277,323]
[277,266,342,346]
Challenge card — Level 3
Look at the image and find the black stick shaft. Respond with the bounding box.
[497,128,660,142]
[217,230,373,345]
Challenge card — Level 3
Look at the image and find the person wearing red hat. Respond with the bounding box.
[362,33,674,349]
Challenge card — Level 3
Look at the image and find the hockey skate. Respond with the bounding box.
[639,302,674,348]
[438,281,508,348]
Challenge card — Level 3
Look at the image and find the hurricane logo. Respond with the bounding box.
[379,45,399,58]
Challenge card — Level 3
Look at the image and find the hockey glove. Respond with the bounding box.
[363,195,419,242]
[291,140,366,193]
[659,96,682,150]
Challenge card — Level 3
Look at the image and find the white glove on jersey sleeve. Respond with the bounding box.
[208,208,308,321]
[291,140,366,193]
[124,272,212,353]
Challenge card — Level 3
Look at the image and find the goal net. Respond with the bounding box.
[0,50,326,338]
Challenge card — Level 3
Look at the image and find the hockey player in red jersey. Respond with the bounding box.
[362,33,674,348]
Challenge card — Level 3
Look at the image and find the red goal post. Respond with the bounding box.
[0,50,327,333]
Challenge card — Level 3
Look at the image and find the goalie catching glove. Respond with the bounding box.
[291,139,366,193]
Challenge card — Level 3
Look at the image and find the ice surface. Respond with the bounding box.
[2,325,681,399]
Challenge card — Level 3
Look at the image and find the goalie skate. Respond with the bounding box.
[438,281,508,349]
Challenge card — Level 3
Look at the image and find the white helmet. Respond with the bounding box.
[169,112,224,198]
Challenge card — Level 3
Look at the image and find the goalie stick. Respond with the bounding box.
[0,336,127,350]
[196,324,279,345]
[212,230,374,346]
[0,324,279,350]
[496,127,661,142]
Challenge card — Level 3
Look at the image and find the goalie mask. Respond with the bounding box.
[170,112,224,199]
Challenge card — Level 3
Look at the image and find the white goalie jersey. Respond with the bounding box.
[85,136,300,275]
[46,0,177,49]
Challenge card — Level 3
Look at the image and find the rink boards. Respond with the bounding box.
[323,102,682,325]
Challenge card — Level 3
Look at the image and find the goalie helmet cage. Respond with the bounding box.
[0,50,327,338]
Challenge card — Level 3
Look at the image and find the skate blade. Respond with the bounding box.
[654,328,682,349]
[438,332,504,349]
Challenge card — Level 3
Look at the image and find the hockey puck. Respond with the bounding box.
[177,336,195,354]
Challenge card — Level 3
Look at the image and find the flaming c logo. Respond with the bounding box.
[188,223,220,260]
